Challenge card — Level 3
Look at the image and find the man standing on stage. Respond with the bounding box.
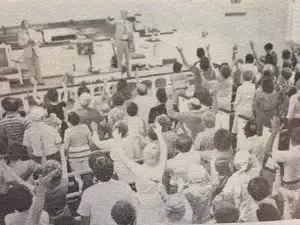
[18,20,44,85]
[108,10,135,77]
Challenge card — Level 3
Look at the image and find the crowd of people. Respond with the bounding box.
[1,39,300,225]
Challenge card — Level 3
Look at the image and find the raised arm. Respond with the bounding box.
[60,145,68,180]
[210,87,219,114]
[176,46,192,69]
[61,75,69,103]
[250,41,264,71]
[263,117,282,156]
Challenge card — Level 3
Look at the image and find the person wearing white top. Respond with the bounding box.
[238,54,260,83]
[287,80,300,134]
[113,122,168,224]
[77,154,138,225]
[264,117,300,190]
[232,71,256,133]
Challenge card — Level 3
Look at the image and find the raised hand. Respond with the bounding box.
[176,46,183,53]
[206,44,210,52]
[233,43,238,52]
[249,41,255,50]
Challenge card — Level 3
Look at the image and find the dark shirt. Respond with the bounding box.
[148,103,179,124]
[46,102,66,121]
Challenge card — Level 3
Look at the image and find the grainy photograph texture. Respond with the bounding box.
[0,0,300,224]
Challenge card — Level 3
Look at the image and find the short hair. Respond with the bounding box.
[263,70,272,77]
[242,70,253,82]
[213,129,232,151]
[115,121,128,138]
[282,49,291,60]
[67,112,80,126]
[291,127,300,146]
[247,177,270,201]
[8,142,27,161]
[46,88,59,102]
[220,66,231,79]
[156,114,171,132]
[215,157,232,176]
[281,67,292,80]
[112,92,125,106]
[7,184,33,212]
[203,111,216,128]
[245,54,254,64]
[244,119,257,138]
[89,153,114,182]
[264,43,273,51]
[175,134,192,153]
[200,57,210,71]
[256,203,281,221]
[126,102,138,117]
[261,77,274,94]
[196,47,205,59]
[111,200,136,225]
[173,62,183,73]
[137,84,147,96]
[265,53,274,65]
[1,97,19,112]
[156,88,167,103]
[214,202,240,223]
[77,83,91,97]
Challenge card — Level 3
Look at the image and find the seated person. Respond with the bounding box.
[111,200,137,225]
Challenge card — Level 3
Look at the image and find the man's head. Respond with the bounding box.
[67,112,80,126]
[143,142,160,167]
[88,153,114,182]
[282,49,291,60]
[126,102,138,117]
[220,65,231,80]
[256,203,281,221]
[213,129,232,152]
[156,114,171,132]
[245,54,254,64]
[7,184,33,212]
[27,106,47,122]
[114,121,128,138]
[261,77,274,94]
[291,127,300,146]
[78,92,92,107]
[46,88,59,103]
[111,201,136,225]
[196,47,205,59]
[200,57,210,71]
[244,119,257,138]
[1,97,19,113]
[77,83,91,97]
[264,43,273,54]
[173,61,183,73]
[247,177,270,202]
[156,88,167,104]
[175,134,192,153]
[265,53,274,65]
[215,157,232,176]
[214,202,240,223]
[242,70,253,82]
[112,92,125,107]
[281,67,292,81]
[202,111,216,128]
[187,97,201,110]
[137,84,147,96]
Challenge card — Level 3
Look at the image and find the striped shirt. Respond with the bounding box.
[0,112,31,144]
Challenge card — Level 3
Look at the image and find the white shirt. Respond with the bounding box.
[193,127,216,151]
[238,63,260,83]
[234,81,256,116]
[133,95,155,124]
[77,179,138,225]
[287,90,300,119]
[273,145,300,182]
[23,122,61,157]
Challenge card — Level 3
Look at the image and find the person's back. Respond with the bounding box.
[78,179,136,225]
[65,124,91,148]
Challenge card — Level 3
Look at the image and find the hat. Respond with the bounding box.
[166,195,186,214]
[28,107,47,121]
[188,97,200,107]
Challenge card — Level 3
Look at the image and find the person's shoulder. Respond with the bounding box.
[4,212,15,224]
